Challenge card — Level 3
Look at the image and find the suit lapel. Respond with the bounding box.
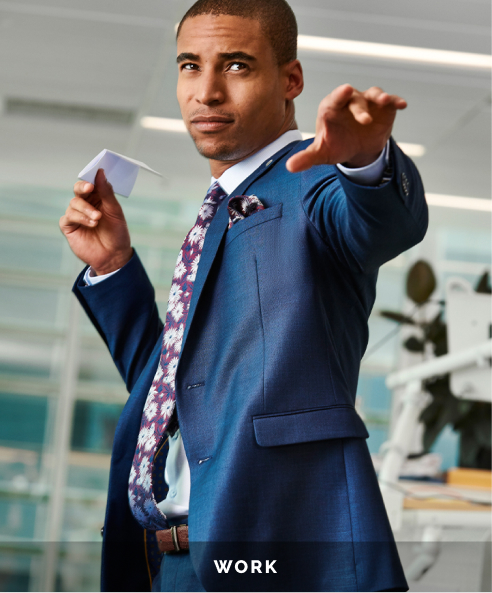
[179,140,301,358]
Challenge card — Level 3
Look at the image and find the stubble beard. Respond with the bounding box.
[195,142,242,161]
[188,122,249,162]
[194,139,245,161]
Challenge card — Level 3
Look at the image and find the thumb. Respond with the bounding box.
[94,168,119,204]
[286,142,324,173]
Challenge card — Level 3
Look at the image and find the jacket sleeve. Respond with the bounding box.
[72,250,164,392]
[301,137,428,274]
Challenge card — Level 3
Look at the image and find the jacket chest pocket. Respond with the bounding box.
[224,202,283,247]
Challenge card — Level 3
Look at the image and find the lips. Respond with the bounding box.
[190,116,234,132]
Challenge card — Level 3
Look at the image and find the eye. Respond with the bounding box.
[181,63,199,71]
[227,62,247,72]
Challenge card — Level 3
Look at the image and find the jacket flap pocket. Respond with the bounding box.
[225,202,282,245]
[253,405,369,447]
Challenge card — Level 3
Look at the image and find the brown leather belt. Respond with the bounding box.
[156,524,189,554]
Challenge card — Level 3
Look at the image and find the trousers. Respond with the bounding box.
[151,517,205,593]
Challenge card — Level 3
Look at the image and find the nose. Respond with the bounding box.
[196,68,225,106]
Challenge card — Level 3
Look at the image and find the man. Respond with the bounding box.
[60,0,428,591]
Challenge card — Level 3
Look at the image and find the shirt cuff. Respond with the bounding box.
[336,140,390,186]
[83,266,121,286]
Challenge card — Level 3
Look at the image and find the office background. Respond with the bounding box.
[0,0,490,590]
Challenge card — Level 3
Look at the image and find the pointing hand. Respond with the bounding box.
[286,84,407,173]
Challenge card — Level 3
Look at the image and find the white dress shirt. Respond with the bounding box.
[84,130,389,519]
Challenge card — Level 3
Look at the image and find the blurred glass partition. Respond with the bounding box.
[0,182,194,591]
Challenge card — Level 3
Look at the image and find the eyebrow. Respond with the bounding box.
[176,51,257,64]
[177,52,199,64]
[219,52,256,62]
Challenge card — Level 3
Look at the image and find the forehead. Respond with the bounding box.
[177,14,269,57]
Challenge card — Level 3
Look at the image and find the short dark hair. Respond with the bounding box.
[177,0,298,65]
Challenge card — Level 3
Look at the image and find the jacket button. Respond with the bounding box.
[100,526,104,537]
[401,172,410,196]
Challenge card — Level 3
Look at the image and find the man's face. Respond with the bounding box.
[176,14,289,163]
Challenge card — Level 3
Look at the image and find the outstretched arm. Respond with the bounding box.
[289,84,428,273]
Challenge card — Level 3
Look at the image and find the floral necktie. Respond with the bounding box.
[128,181,227,530]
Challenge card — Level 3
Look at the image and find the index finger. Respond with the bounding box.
[73,180,94,198]
[387,94,407,109]
[364,87,407,109]
[324,84,355,111]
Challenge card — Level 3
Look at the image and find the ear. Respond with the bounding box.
[283,59,304,100]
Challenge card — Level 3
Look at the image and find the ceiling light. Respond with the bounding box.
[297,35,492,69]
[141,116,187,132]
[397,143,426,157]
[426,194,492,212]
[142,122,425,158]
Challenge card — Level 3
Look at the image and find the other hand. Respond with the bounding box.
[286,84,407,173]
[59,169,133,275]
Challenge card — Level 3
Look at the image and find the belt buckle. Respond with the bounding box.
[165,524,187,555]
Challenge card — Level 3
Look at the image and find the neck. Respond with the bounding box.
[209,116,298,179]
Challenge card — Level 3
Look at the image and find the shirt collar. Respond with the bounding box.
[211,130,303,195]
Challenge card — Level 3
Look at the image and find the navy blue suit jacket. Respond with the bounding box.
[73,137,427,592]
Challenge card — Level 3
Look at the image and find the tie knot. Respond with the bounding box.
[205,181,227,205]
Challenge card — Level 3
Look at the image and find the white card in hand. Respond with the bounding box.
[78,149,162,197]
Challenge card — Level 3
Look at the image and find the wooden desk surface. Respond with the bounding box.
[400,478,491,512]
